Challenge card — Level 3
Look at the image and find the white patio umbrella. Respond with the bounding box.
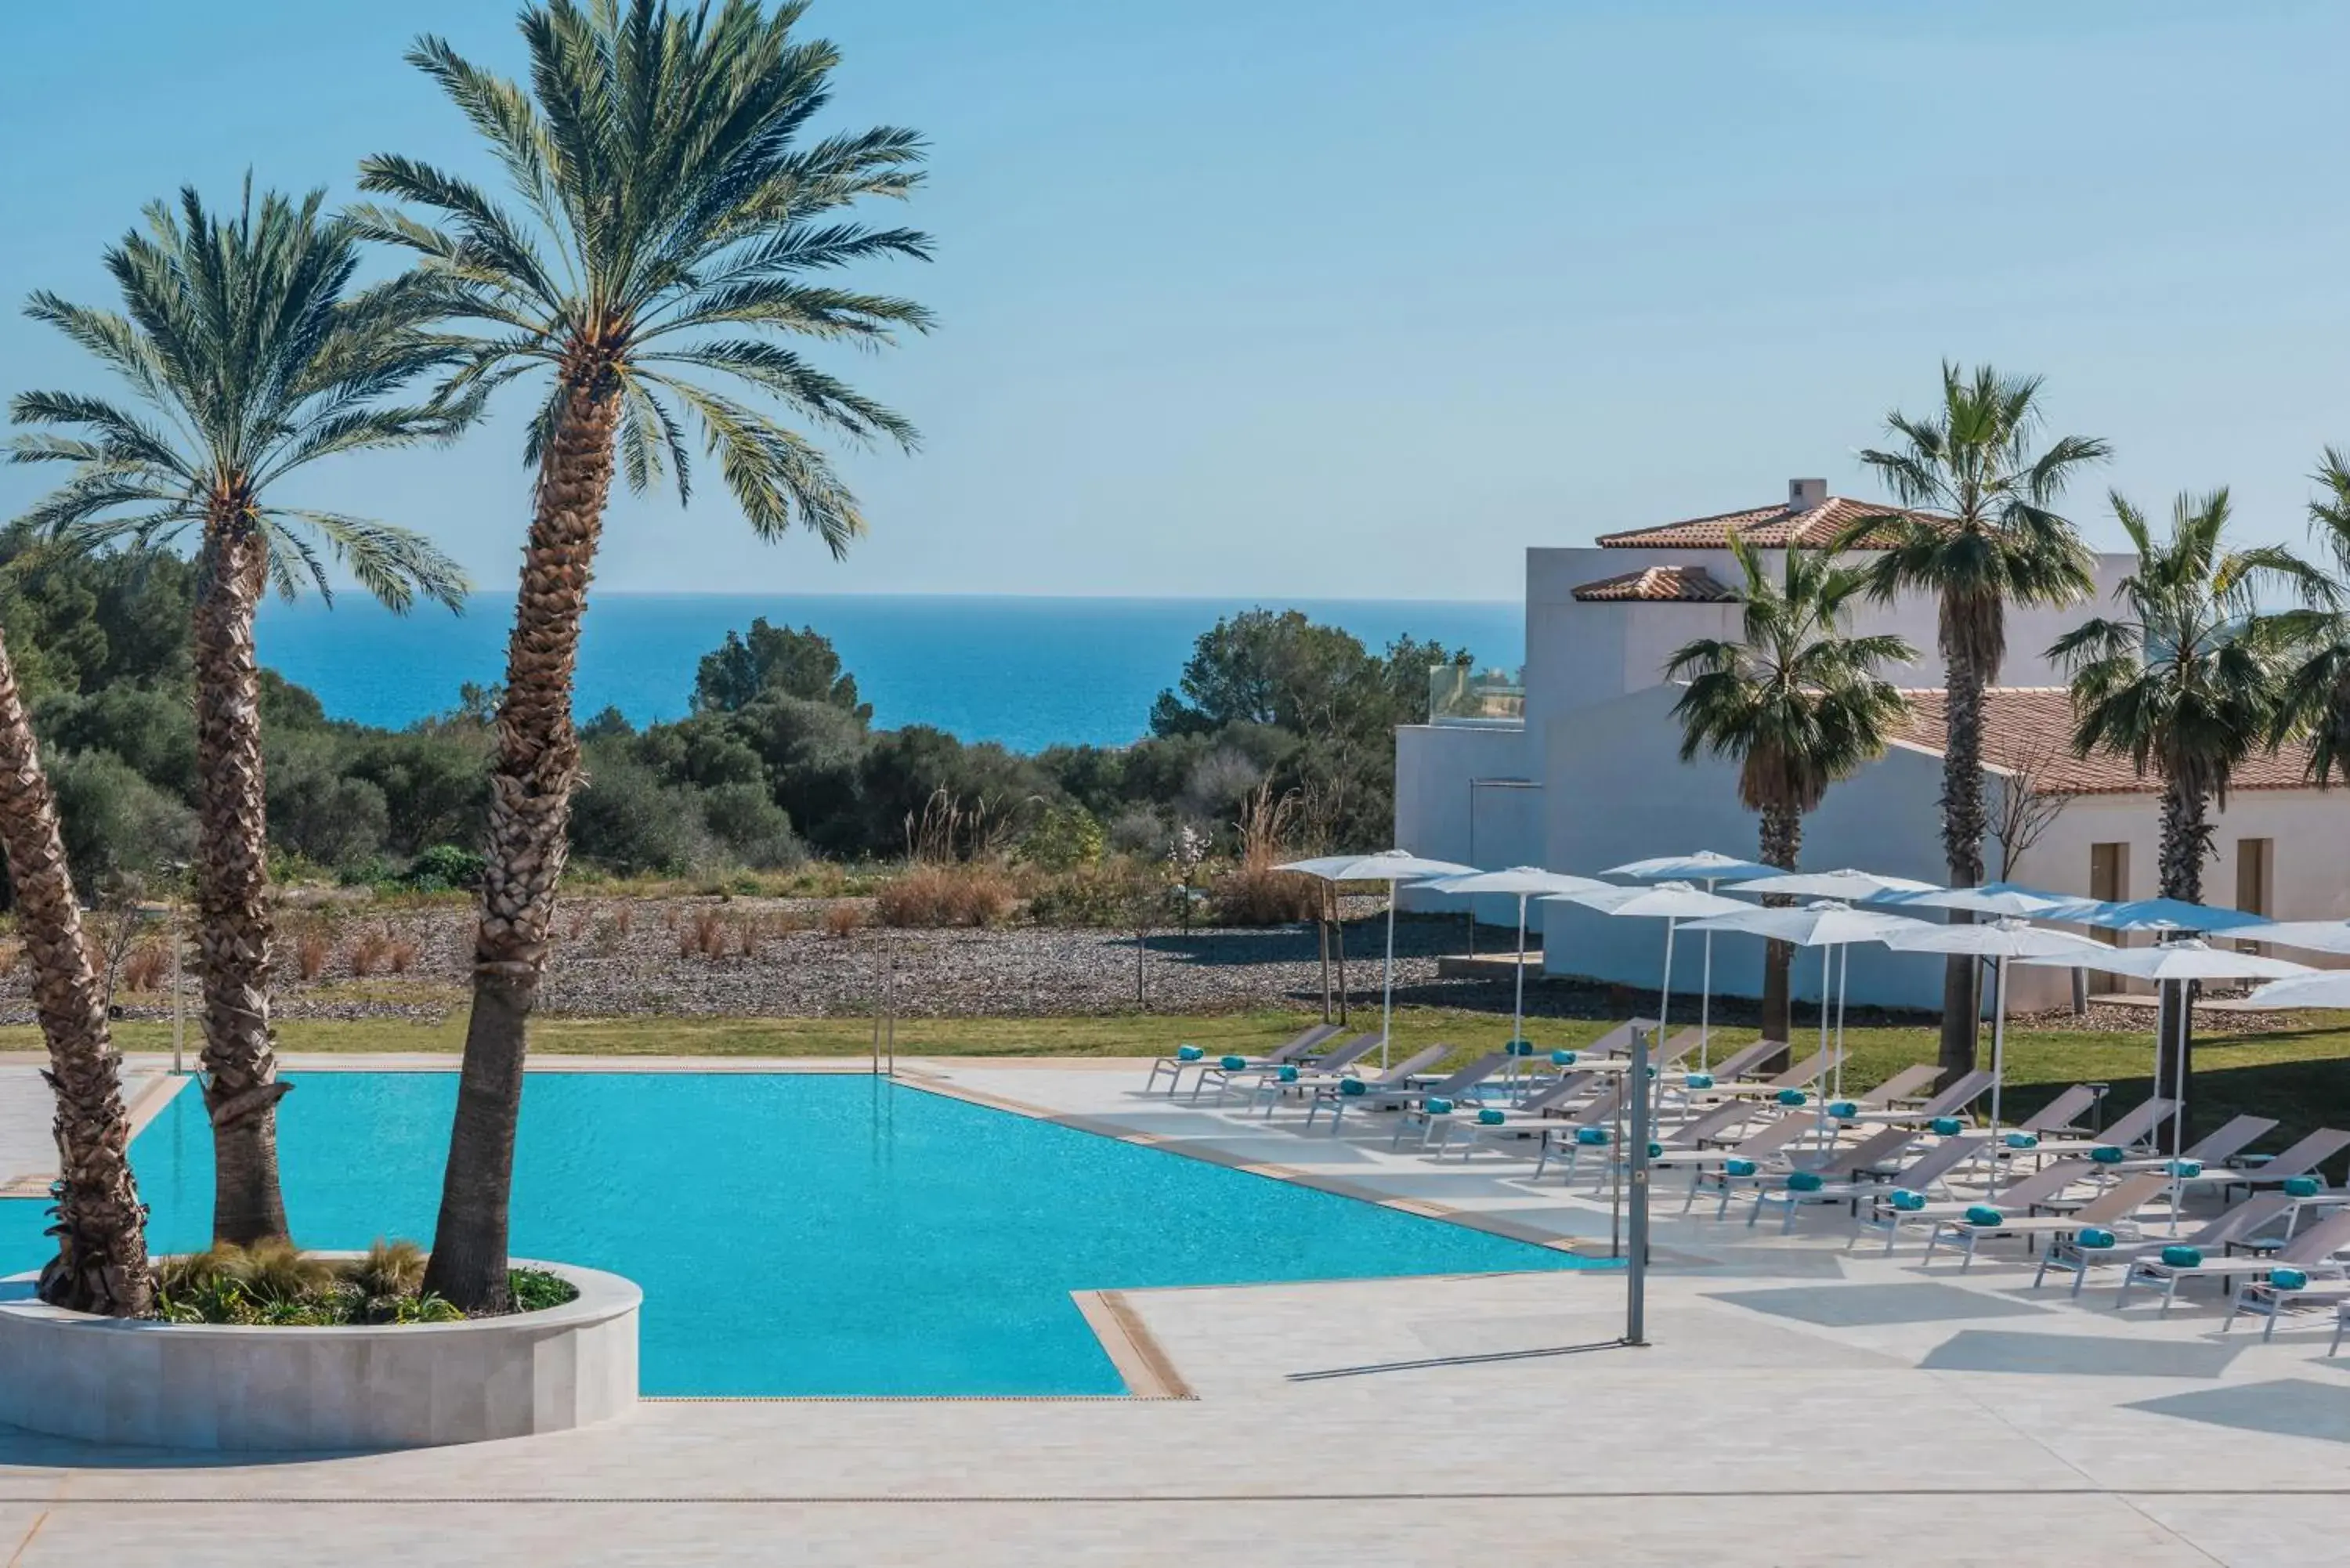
[1882,918,2106,1188]
[1878,886,2085,919]
[1275,850,1478,1065]
[1726,868,1943,901]
[2243,920,2350,956]
[1544,881,1748,1071]
[1415,867,1611,1050]
[1603,851,1773,1064]
[2019,939,2310,1230]
[2249,970,2350,1009]
[1971,882,2116,923]
[2079,898,2274,935]
[1678,901,1938,1097]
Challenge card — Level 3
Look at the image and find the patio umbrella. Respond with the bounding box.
[1882,918,2106,1187]
[1970,881,2116,923]
[2080,898,2274,934]
[2249,970,2350,1009]
[2240,920,2350,956]
[1415,867,1611,1050]
[2019,939,2309,1230]
[1544,881,1748,1071]
[1726,868,1943,902]
[1276,850,1478,1065]
[1879,886,2085,919]
[1603,851,1773,1064]
[1678,901,1937,1097]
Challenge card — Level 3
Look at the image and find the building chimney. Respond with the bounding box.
[1788,478,1827,513]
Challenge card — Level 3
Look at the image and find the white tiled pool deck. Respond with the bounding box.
[0,1052,2344,1566]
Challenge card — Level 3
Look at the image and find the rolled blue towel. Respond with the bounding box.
[1646,1065,1659,1079]
[1828,1101,1860,1120]
[2167,1158,2204,1178]
[1550,1050,1578,1068]
[1276,1065,1300,1083]
[2090,1145,2125,1165]
[1176,1045,1204,1062]
[1964,1205,2004,1227]
[2284,1176,2322,1198]
[1477,1107,1506,1125]
[2270,1266,2310,1291]
[1647,1142,1664,1159]
[1506,1039,1536,1057]
[1683,1072,1713,1090]
[1423,1097,1455,1116]
[1929,1117,1963,1136]
[1724,1158,1757,1177]
[1574,1126,1610,1147]
[1219,1055,1249,1072]
[1785,1171,1824,1192]
[2076,1227,2116,1249]
[1888,1190,1926,1212]
[2003,1133,2039,1150]
[1340,1077,1368,1097]
[2160,1244,2203,1268]
[1776,1089,1808,1107]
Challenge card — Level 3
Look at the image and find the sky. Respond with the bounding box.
[2,0,2347,602]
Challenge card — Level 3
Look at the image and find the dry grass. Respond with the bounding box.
[118,941,172,995]
[613,904,634,937]
[875,864,1016,928]
[822,901,865,938]
[1210,865,1321,926]
[295,928,333,982]
[385,938,419,975]
[349,929,393,977]
[681,907,728,960]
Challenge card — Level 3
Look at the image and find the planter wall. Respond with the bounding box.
[0,1259,638,1451]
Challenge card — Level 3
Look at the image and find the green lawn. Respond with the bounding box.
[23,1005,2346,1171]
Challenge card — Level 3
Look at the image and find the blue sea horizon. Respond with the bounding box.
[255,591,1524,753]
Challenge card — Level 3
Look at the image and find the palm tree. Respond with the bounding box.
[1847,363,2109,1084]
[9,185,471,1246]
[1667,540,1916,1044]
[0,622,153,1315]
[2277,448,2350,781]
[354,0,931,1308]
[2052,489,2308,1116]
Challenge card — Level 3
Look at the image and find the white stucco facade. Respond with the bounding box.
[1396,485,2350,1015]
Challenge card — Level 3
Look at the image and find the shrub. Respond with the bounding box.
[875,863,1016,928]
[295,927,333,982]
[822,901,865,938]
[614,903,635,937]
[386,938,419,974]
[698,781,804,869]
[405,843,486,892]
[48,750,196,882]
[152,1241,577,1325]
[119,940,171,994]
[350,928,392,977]
[1211,865,1321,927]
[1025,864,1149,927]
[684,907,728,959]
[1018,803,1106,871]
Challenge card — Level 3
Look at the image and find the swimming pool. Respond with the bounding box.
[1,1073,1585,1396]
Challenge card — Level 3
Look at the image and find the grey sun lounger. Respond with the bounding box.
[1295,1045,1448,1127]
[2013,1084,2099,1135]
[1744,1126,1973,1233]
[2109,1113,2280,1172]
[2119,1207,2350,1315]
[2024,1096,2176,1157]
[2197,1128,2350,1198]
[2036,1192,2293,1299]
[1382,1053,1516,1147]
[1688,1046,1845,1102]
[1231,1033,1384,1112]
[1185,1024,1347,1100]
[1437,1072,1607,1161]
[1650,1114,1820,1215]
[1832,1069,1995,1125]
[1147,1023,1340,1095]
[1928,1173,2171,1271]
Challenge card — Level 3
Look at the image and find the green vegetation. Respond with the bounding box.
[150,1238,576,1326]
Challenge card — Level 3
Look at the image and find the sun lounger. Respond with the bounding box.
[1441,1075,1614,1162]
[2107,1113,2280,1172]
[2034,1192,2293,1299]
[1688,1046,1845,1103]
[1576,1018,1660,1059]
[1853,1141,2059,1252]
[2021,1096,2176,1158]
[1231,1033,1383,1112]
[2331,1299,2350,1357]
[1382,1053,1516,1147]
[1925,1173,2171,1271]
[1745,1125,1944,1232]
[1186,1024,1349,1101]
[2120,1208,2350,1315]
[1145,1023,1339,1095]
[2203,1129,2350,1199]
[1527,1083,1647,1183]
[1647,1114,1820,1216]
[1829,1069,1995,1126]
[1295,1046,1447,1127]
[2225,1223,2350,1339]
[1856,1063,1942,1108]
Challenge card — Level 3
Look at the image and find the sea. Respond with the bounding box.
[255,594,1523,753]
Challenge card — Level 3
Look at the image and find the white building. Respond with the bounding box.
[1396,479,2350,1013]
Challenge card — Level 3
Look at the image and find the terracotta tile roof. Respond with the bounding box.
[1893,687,2320,796]
[1597,496,1929,550]
[1571,565,1738,604]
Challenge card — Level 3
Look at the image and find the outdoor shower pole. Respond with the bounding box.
[1625,1025,1652,1347]
[1379,887,1397,1068]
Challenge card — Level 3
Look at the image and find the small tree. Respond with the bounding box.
[1988,735,2075,881]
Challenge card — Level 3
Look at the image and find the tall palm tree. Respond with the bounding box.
[1847,363,2109,1084]
[2053,489,2308,1115]
[9,185,471,1246]
[0,622,153,1315]
[2277,448,2350,781]
[1667,540,1915,1044]
[355,0,931,1308]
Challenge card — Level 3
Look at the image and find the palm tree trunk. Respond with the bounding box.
[1757,804,1802,1065]
[1936,649,1987,1086]
[2153,775,2211,1122]
[192,516,290,1247]
[0,625,153,1316]
[425,372,621,1311]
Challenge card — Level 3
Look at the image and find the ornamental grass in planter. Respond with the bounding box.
[153,1240,577,1327]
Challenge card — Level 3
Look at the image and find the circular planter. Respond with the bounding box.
[0,1258,639,1452]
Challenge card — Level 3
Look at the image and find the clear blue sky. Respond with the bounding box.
[2,0,2345,602]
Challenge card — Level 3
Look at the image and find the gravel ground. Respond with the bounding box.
[13,894,2320,1031]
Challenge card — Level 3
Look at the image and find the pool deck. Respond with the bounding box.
[1,1052,2345,1566]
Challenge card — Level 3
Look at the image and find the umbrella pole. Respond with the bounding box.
[1380,887,1397,1068]
[2169,986,2189,1235]
[1816,944,1832,1147]
[1988,954,2008,1196]
[1512,894,1528,1046]
[1834,944,1849,1098]
[1658,918,1676,1046]
[1699,930,1714,1074]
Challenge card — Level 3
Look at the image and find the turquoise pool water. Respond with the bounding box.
[1,1073,1584,1395]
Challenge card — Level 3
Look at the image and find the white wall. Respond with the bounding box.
[1394,723,1542,927]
